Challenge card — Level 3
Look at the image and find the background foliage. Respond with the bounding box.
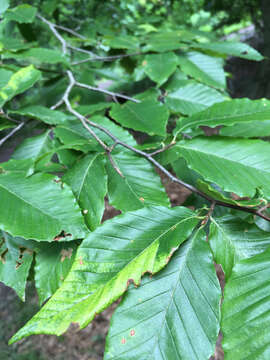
[1,1,270,359]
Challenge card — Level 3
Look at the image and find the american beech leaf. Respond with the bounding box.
[9,206,199,343]
[35,241,78,304]
[165,82,225,116]
[175,98,270,135]
[176,136,270,198]
[105,227,221,360]
[63,153,108,230]
[209,216,270,278]
[0,65,41,107]
[0,231,33,301]
[222,248,270,359]
[0,172,88,241]
[106,152,170,211]
[110,100,169,136]
[178,51,226,89]
[143,52,179,85]
[9,105,68,125]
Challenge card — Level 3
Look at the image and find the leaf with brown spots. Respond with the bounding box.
[10,206,199,343]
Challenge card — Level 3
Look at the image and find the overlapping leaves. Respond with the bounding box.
[10,206,199,343]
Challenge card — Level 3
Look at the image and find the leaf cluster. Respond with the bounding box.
[0,1,270,359]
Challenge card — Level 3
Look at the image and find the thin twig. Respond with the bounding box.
[71,52,142,65]
[39,15,270,224]
[0,122,25,147]
[54,24,86,39]
[0,110,20,124]
[38,14,142,65]
[75,81,140,103]
[150,142,176,156]
[37,14,67,55]
[82,117,270,223]
[201,201,216,226]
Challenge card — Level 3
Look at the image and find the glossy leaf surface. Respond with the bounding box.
[222,248,270,359]
[0,232,33,301]
[10,206,199,343]
[106,152,170,211]
[178,52,226,89]
[105,228,221,360]
[175,98,270,135]
[110,100,169,136]
[0,172,88,241]
[209,216,270,277]
[35,241,77,304]
[165,82,225,115]
[63,153,107,230]
[177,137,270,198]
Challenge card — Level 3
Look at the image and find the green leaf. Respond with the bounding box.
[0,159,34,172]
[222,248,270,359]
[0,68,13,88]
[144,31,195,52]
[106,152,170,211]
[3,48,68,64]
[77,102,113,116]
[197,180,265,208]
[0,118,15,130]
[176,136,270,198]
[35,241,77,304]
[0,231,33,301]
[105,228,221,360]
[175,98,270,135]
[12,131,53,166]
[142,52,178,85]
[63,153,107,231]
[209,216,270,278]
[0,37,33,52]
[103,35,139,50]
[9,206,199,343]
[0,0,9,14]
[191,41,264,61]
[110,100,169,136]
[165,82,225,116]
[178,52,226,89]
[4,4,37,23]
[55,116,136,152]
[220,120,270,138]
[0,65,41,107]
[9,105,68,125]
[0,172,88,241]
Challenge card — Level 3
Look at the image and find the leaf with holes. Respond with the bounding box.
[209,216,270,278]
[175,98,270,135]
[176,136,270,198]
[191,41,263,61]
[9,206,199,343]
[104,227,221,360]
[35,241,78,304]
[0,231,33,301]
